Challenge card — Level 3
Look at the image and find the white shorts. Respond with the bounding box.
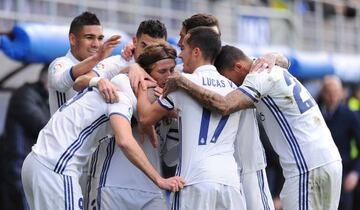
[98,187,168,210]
[280,160,342,210]
[171,182,246,210]
[21,152,84,210]
[242,169,274,210]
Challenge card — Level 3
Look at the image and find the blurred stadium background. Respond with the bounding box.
[0,0,360,134]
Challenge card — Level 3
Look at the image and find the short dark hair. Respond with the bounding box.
[136,42,177,74]
[69,11,101,35]
[182,13,220,35]
[136,19,167,39]
[186,26,221,63]
[214,45,248,74]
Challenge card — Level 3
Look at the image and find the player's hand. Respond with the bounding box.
[163,71,182,96]
[250,57,274,74]
[96,35,121,61]
[128,63,156,94]
[344,171,359,192]
[156,176,185,192]
[97,78,119,103]
[154,86,163,97]
[121,42,135,61]
[137,124,158,148]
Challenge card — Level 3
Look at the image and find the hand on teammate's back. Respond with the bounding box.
[250,57,273,74]
[96,35,122,61]
[97,78,119,103]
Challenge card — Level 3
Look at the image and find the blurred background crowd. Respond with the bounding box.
[0,0,360,209]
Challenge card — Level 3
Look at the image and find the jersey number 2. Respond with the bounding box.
[198,108,229,145]
[283,71,314,114]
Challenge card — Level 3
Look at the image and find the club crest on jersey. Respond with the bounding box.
[53,63,64,71]
[127,107,132,119]
[96,63,105,71]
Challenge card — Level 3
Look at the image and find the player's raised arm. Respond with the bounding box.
[164,72,253,115]
[70,35,121,78]
[110,114,185,192]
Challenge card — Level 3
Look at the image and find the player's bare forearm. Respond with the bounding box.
[166,74,254,115]
[137,87,167,125]
[111,115,162,184]
[73,74,93,91]
[71,55,103,78]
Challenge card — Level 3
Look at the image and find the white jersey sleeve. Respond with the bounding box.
[239,66,284,103]
[48,57,76,92]
[96,55,129,79]
[108,74,137,121]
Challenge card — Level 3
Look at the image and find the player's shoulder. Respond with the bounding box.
[49,56,73,70]
[100,55,128,66]
[111,74,132,93]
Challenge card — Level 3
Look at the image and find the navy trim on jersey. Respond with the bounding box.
[238,87,259,103]
[56,91,67,108]
[69,67,76,81]
[54,114,109,174]
[63,175,74,210]
[109,112,131,122]
[262,96,309,210]
[97,138,115,210]
[157,98,174,110]
[85,143,101,210]
[175,116,182,177]
[257,170,270,210]
[244,85,261,98]
[171,191,180,210]
[92,70,100,77]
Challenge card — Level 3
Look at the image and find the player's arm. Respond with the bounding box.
[137,85,171,126]
[71,35,121,78]
[164,72,254,115]
[73,71,119,103]
[110,114,185,191]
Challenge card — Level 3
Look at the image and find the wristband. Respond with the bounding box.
[89,77,103,87]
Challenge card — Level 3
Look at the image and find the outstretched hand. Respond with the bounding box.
[163,71,182,96]
[96,35,121,61]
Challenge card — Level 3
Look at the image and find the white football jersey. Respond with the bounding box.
[32,74,136,177]
[48,51,128,115]
[95,74,162,193]
[235,109,266,174]
[239,66,341,178]
[158,65,241,188]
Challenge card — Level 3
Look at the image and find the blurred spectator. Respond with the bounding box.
[349,85,360,113]
[318,75,360,210]
[305,0,357,19]
[0,65,50,210]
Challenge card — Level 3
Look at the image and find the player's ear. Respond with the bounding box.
[132,36,137,45]
[234,62,243,73]
[193,47,200,57]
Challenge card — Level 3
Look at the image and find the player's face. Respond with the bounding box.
[70,25,104,61]
[177,26,187,49]
[149,58,176,88]
[133,34,165,60]
[178,34,194,73]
